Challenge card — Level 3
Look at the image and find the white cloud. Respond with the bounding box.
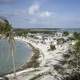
[28,3,52,18]
[28,4,40,15]
[27,3,52,25]
[39,11,51,17]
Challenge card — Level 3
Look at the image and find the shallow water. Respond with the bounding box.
[0,39,32,76]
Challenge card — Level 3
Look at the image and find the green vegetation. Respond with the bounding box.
[14,29,28,37]
[57,38,64,44]
[67,40,80,71]
[63,72,80,80]
[61,40,80,80]
[26,49,40,68]
[26,44,40,68]
[14,28,55,36]
[73,32,80,40]
[72,40,80,70]
[68,37,75,41]
[49,44,56,51]
[74,40,80,51]
[0,18,12,36]
[63,31,69,36]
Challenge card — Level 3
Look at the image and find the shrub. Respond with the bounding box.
[73,32,80,40]
[26,48,40,68]
[57,38,64,44]
[74,40,80,51]
[63,31,69,36]
[63,72,80,80]
[50,44,56,50]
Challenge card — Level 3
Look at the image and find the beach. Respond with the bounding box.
[1,33,75,80]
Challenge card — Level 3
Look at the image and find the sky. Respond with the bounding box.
[0,0,80,28]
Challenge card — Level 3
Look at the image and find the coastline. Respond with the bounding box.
[0,34,74,80]
[1,37,41,79]
[14,37,40,68]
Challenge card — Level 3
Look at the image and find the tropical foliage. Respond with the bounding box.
[0,17,12,36]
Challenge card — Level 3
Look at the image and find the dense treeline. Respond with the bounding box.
[14,28,55,36]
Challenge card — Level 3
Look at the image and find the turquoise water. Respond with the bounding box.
[0,39,32,76]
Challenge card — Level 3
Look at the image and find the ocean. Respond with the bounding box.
[0,39,32,76]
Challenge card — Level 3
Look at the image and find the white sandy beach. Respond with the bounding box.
[3,33,75,80]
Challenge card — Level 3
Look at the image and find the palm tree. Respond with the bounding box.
[8,30,17,79]
[0,17,12,35]
[0,17,16,79]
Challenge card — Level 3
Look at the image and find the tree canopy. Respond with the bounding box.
[0,17,12,35]
[73,32,80,40]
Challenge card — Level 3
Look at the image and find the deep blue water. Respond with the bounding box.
[0,39,32,76]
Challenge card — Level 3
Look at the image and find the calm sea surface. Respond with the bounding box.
[0,39,32,76]
[50,28,80,32]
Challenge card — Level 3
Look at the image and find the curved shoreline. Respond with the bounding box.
[15,38,40,68]
[0,37,40,78]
